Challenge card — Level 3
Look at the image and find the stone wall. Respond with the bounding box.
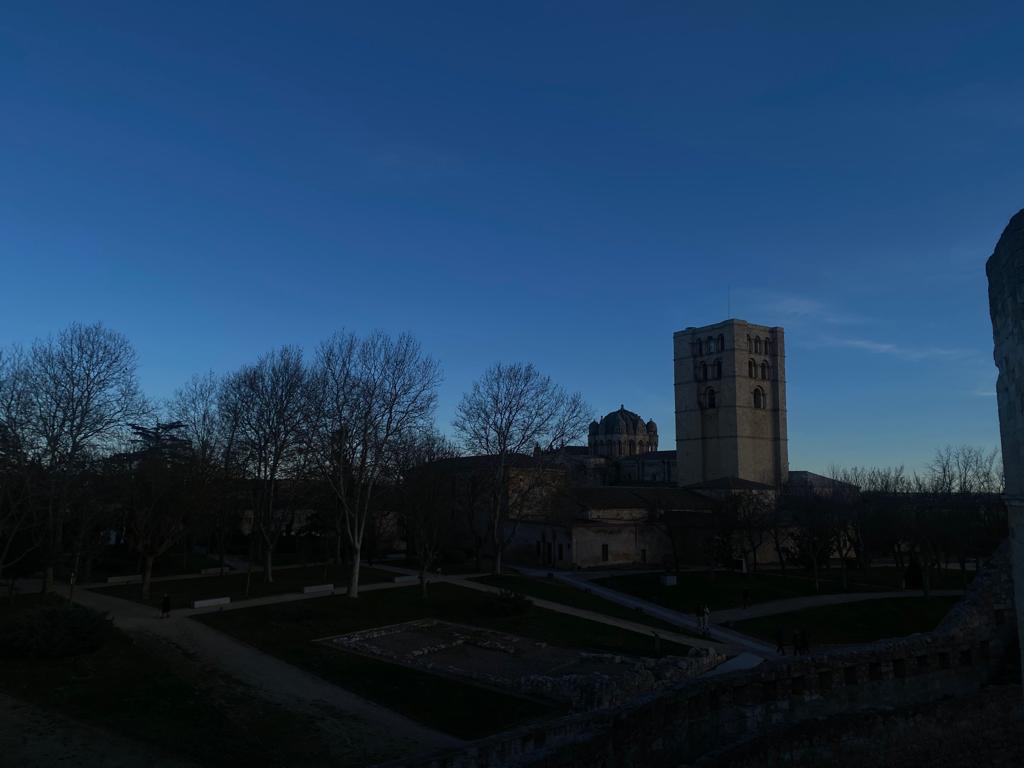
[986,207,1024,681]
[376,542,1016,768]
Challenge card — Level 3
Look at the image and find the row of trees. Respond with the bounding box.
[701,446,1006,594]
[0,323,592,600]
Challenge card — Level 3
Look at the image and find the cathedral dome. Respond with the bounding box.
[589,405,659,458]
[599,405,645,436]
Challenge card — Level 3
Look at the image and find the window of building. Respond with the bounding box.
[761,361,769,379]
[747,334,752,351]
[601,543,609,562]
[753,387,764,409]
[558,543,564,561]
[641,548,647,564]
[706,387,716,408]
[701,362,708,381]
[754,336,762,354]
[714,359,722,379]
[748,359,755,378]
[716,334,725,352]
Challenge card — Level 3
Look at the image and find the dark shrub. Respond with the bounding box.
[0,603,113,658]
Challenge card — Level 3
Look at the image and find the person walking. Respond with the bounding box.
[160,593,171,619]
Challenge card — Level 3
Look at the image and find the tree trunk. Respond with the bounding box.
[142,554,155,600]
[264,547,273,583]
[348,546,361,598]
[492,546,502,576]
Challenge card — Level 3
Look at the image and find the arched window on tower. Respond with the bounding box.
[701,362,708,381]
[765,338,773,355]
[748,359,755,378]
[761,361,769,379]
[717,334,725,352]
[754,336,762,354]
[705,388,716,409]
[714,359,722,379]
[629,440,636,456]
[753,387,764,409]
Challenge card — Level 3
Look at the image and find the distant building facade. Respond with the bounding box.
[673,319,789,488]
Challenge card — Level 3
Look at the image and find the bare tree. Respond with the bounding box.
[395,432,460,597]
[453,362,591,575]
[25,323,146,591]
[307,332,441,598]
[223,347,309,590]
[169,372,233,573]
[120,421,192,599]
[0,347,40,595]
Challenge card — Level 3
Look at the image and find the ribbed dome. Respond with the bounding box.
[598,406,646,436]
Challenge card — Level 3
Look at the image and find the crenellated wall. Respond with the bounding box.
[376,542,1017,768]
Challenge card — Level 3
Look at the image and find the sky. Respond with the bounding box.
[2,2,1023,474]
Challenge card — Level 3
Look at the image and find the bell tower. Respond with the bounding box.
[673,319,788,488]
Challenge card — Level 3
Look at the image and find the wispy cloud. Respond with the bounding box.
[758,295,866,326]
[824,336,970,361]
[972,387,997,398]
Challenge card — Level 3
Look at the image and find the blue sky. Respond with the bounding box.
[2,2,1022,473]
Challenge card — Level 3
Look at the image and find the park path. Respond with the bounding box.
[31,579,462,754]
[512,567,780,659]
[711,589,965,623]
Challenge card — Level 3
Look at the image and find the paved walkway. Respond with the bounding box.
[29,580,461,753]
[514,567,780,659]
[712,589,965,623]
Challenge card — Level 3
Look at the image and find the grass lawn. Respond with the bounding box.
[475,574,688,633]
[729,596,960,646]
[196,582,690,738]
[595,565,969,613]
[596,570,842,613]
[86,549,227,581]
[386,558,489,575]
[0,594,405,766]
[90,564,399,610]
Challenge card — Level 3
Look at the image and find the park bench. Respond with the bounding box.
[106,574,142,585]
[192,596,231,609]
[302,583,335,595]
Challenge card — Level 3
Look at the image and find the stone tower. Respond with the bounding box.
[673,319,789,487]
[985,207,1024,683]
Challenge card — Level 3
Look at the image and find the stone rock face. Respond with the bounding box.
[985,207,1024,682]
